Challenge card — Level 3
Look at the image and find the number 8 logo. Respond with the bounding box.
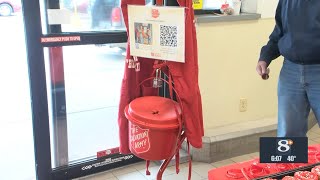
[278,140,291,152]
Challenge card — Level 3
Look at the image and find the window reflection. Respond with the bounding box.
[59,0,126,32]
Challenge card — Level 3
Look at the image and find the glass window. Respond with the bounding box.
[201,0,234,10]
[0,11,35,180]
[44,44,125,167]
[44,0,126,32]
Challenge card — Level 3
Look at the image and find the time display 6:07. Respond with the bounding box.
[271,155,297,162]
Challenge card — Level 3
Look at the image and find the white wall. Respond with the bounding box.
[196,19,283,129]
[242,0,279,18]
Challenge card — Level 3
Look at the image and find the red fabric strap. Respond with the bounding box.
[146,160,151,175]
[175,149,180,174]
[187,140,192,180]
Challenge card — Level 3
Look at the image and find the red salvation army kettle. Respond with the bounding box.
[124,94,182,160]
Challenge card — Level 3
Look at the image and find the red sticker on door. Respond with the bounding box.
[130,124,150,154]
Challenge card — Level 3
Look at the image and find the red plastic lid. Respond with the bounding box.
[282,176,297,180]
[315,152,320,161]
[308,146,318,155]
[311,166,320,175]
[294,171,318,180]
[125,96,181,129]
[276,163,293,171]
[225,169,244,179]
[249,164,270,176]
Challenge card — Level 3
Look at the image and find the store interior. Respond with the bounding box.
[1,0,320,179]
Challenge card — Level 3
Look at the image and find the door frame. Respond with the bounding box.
[21,0,142,179]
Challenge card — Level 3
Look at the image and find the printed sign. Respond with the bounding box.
[97,147,120,158]
[128,5,185,63]
[130,124,150,153]
[47,9,72,25]
[192,0,203,9]
[260,137,308,163]
[41,36,81,43]
[81,155,134,171]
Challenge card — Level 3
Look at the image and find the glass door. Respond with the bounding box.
[22,0,142,179]
[0,2,36,179]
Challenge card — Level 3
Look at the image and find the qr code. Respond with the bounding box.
[160,25,177,47]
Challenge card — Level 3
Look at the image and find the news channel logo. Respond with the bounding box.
[276,139,293,155]
[260,137,307,163]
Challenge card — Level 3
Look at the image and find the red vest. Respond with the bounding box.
[118,0,203,154]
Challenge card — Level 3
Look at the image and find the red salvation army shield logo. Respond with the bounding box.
[151,9,159,18]
[130,124,150,153]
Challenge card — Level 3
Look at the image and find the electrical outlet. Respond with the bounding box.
[239,98,247,112]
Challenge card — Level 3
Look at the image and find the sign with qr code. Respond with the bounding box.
[128,5,185,63]
[259,137,308,163]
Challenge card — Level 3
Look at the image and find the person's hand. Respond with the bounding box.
[256,60,270,80]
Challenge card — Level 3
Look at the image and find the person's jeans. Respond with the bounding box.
[278,59,320,137]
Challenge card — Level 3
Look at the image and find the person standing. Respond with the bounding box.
[256,0,320,137]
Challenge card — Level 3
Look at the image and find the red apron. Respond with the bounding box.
[118,0,203,154]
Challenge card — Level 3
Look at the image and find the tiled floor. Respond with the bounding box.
[77,125,320,180]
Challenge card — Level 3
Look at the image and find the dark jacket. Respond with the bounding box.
[260,0,320,65]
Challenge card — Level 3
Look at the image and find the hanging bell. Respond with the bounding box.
[153,69,162,88]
